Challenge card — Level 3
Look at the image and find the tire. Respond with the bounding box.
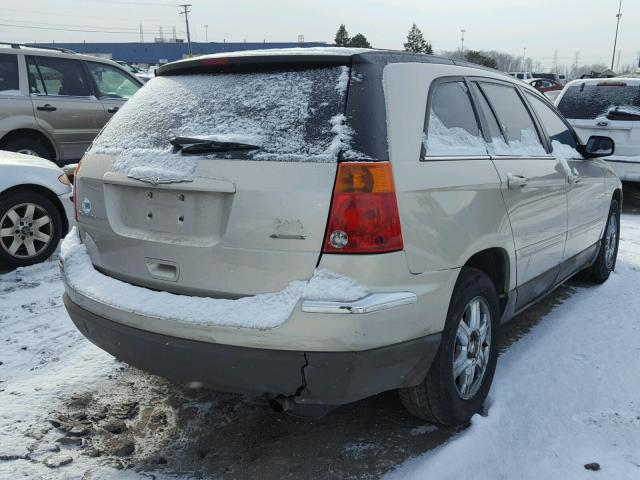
[580,198,620,284]
[2,136,52,159]
[400,267,500,426]
[0,190,62,268]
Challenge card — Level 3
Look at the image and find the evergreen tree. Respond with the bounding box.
[404,23,433,54]
[464,50,498,69]
[334,24,350,47]
[348,33,372,48]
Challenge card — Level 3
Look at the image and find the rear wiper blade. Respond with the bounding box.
[170,136,261,155]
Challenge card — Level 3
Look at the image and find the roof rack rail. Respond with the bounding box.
[0,42,76,54]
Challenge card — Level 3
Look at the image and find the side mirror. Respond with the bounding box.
[583,135,615,158]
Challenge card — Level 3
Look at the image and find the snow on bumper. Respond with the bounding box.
[59,228,422,351]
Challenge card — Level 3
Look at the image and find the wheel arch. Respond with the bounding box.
[0,128,58,161]
[462,247,510,314]
[0,184,69,237]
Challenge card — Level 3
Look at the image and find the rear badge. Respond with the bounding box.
[128,174,193,186]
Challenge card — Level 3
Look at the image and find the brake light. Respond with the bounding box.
[323,162,403,254]
[73,159,83,222]
[199,57,230,67]
[597,81,627,87]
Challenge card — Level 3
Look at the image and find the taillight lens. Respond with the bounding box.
[323,162,403,254]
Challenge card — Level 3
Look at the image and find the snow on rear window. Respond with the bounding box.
[89,66,351,180]
[557,83,640,120]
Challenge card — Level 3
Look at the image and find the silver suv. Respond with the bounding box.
[0,43,142,164]
[61,49,622,425]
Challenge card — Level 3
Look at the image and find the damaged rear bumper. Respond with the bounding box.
[63,294,440,405]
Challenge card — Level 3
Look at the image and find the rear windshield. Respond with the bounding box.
[557,83,640,119]
[90,66,354,163]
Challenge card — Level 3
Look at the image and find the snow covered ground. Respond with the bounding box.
[388,213,640,480]
[0,214,639,479]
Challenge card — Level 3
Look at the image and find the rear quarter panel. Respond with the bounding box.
[383,63,517,291]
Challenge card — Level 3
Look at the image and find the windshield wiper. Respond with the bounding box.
[170,136,261,155]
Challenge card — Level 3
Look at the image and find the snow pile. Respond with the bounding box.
[90,67,351,181]
[387,214,640,480]
[336,65,350,95]
[486,129,547,156]
[423,113,488,156]
[60,228,368,329]
[423,114,549,158]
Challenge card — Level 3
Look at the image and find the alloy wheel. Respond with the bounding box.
[453,296,492,400]
[604,214,618,270]
[0,203,53,259]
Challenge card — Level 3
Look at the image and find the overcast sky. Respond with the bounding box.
[2,0,638,69]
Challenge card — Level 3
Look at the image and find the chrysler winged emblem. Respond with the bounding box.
[127,174,193,185]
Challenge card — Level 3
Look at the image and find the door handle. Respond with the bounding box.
[37,104,57,112]
[107,106,119,114]
[568,168,581,184]
[507,173,528,189]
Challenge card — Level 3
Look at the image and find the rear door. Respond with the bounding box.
[524,91,606,263]
[85,61,142,122]
[472,80,568,308]
[27,55,106,161]
[75,63,355,297]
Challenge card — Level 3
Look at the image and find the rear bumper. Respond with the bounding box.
[64,294,441,405]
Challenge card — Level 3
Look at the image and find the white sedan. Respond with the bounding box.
[0,151,74,267]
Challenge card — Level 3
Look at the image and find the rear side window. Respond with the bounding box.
[87,62,140,99]
[423,81,487,157]
[0,54,19,93]
[27,56,91,97]
[525,92,577,148]
[90,66,353,162]
[557,82,640,120]
[479,82,546,156]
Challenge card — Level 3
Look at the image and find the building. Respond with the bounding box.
[32,41,328,65]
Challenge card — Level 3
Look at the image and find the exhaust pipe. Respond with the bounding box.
[268,395,293,413]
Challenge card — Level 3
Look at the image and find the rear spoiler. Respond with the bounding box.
[157,54,352,76]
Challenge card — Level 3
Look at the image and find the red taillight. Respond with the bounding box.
[199,57,230,67]
[73,159,83,222]
[597,81,627,87]
[323,162,403,254]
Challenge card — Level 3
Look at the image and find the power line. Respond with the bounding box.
[2,7,172,23]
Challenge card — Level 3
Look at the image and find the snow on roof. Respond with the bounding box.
[170,47,372,66]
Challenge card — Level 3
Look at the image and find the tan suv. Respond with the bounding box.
[0,43,142,164]
[61,48,622,425]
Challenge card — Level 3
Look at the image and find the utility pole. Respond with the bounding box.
[552,50,558,73]
[611,0,622,71]
[460,29,466,56]
[522,47,526,70]
[204,24,208,43]
[616,50,622,73]
[179,4,193,56]
[139,24,144,43]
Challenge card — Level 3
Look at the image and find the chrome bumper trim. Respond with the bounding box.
[301,292,417,314]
